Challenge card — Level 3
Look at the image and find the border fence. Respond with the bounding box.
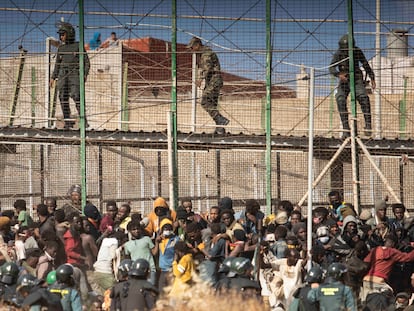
[1,0,414,216]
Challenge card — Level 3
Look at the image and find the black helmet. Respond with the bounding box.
[56,264,74,283]
[129,259,150,277]
[17,274,40,293]
[338,34,355,49]
[338,34,348,49]
[218,257,234,274]
[304,266,324,283]
[327,262,347,280]
[229,257,253,277]
[118,259,133,278]
[57,22,76,43]
[1,262,19,285]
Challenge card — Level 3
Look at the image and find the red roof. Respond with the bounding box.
[121,37,295,98]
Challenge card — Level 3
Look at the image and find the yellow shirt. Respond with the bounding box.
[169,253,194,297]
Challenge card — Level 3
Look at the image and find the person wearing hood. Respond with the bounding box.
[145,197,177,238]
[329,215,360,261]
[83,203,102,240]
[153,218,179,294]
[89,32,101,50]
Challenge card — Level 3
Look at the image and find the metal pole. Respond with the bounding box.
[167,111,175,209]
[400,76,407,139]
[374,0,381,139]
[298,138,350,207]
[170,0,178,210]
[191,53,197,133]
[347,0,360,212]
[307,67,315,270]
[356,138,401,204]
[78,0,87,214]
[122,62,129,131]
[46,38,52,128]
[265,0,272,216]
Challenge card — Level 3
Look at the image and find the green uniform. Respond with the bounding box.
[329,44,374,133]
[308,280,356,311]
[52,41,90,126]
[199,46,227,127]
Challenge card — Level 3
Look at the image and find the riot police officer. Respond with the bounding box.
[110,259,133,311]
[50,22,90,129]
[17,273,63,310]
[49,263,82,311]
[215,257,261,299]
[115,259,158,311]
[308,262,356,311]
[289,265,324,311]
[0,261,20,305]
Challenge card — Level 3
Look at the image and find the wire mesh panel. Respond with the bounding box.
[1,1,414,214]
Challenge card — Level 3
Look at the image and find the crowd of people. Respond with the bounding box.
[0,186,414,310]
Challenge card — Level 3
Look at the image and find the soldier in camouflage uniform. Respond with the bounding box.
[50,23,90,129]
[187,37,229,134]
[329,34,376,138]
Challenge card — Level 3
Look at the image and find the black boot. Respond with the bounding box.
[214,127,226,135]
[64,121,75,129]
[214,114,229,126]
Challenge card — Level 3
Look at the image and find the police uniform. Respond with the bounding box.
[49,283,82,311]
[116,278,158,311]
[109,280,126,311]
[1,283,17,306]
[52,30,90,128]
[216,275,261,299]
[22,287,63,311]
[329,35,375,134]
[290,284,318,311]
[307,280,356,311]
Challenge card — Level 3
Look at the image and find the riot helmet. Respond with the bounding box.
[17,274,40,293]
[56,264,74,283]
[129,259,150,277]
[118,259,133,279]
[229,257,253,277]
[57,22,76,43]
[327,262,347,280]
[1,262,19,285]
[304,266,324,283]
[218,256,234,274]
[46,270,57,285]
[338,34,355,49]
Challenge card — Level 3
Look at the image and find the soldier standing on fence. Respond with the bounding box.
[187,37,229,135]
[329,34,375,138]
[50,22,90,129]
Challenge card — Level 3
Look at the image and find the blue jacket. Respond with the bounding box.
[89,32,101,50]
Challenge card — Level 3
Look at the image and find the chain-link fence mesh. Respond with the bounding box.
[1,0,414,214]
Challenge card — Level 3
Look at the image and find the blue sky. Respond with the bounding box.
[1,0,413,83]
